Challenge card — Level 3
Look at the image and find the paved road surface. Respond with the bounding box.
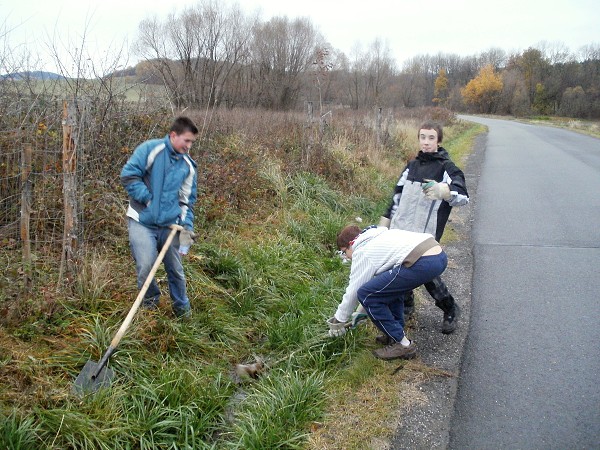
[450,117,600,449]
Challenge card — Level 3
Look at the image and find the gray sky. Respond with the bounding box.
[2,0,599,73]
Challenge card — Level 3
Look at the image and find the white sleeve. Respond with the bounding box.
[334,253,375,322]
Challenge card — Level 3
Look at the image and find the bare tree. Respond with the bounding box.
[343,43,367,109]
[134,0,254,109]
[498,68,530,116]
[395,56,430,107]
[250,16,321,109]
[310,45,334,114]
[579,43,600,61]
[364,39,396,107]
[535,40,575,64]
[477,47,508,70]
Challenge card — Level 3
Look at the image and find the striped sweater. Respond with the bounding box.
[334,226,436,322]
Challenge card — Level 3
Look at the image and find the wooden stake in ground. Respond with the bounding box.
[59,100,79,287]
[20,143,32,290]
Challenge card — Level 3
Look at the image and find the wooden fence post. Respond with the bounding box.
[304,101,314,165]
[376,107,383,146]
[20,143,32,290]
[59,100,79,286]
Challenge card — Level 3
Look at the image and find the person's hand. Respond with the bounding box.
[422,179,451,201]
[327,317,349,337]
[378,216,391,228]
[179,229,196,255]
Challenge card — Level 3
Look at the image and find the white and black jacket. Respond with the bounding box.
[384,148,469,241]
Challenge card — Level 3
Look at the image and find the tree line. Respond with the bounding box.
[130,1,600,118]
[2,0,599,118]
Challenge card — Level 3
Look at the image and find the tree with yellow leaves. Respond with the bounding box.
[461,64,503,113]
[433,68,449,106]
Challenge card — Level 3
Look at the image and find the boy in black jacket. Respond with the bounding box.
[379,121,469,333]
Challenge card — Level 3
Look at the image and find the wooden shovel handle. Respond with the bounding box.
[109,224,183,348]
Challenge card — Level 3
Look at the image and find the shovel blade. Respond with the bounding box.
[72,360,115,396]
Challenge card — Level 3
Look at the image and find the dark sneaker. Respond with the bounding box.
[174,308,192,320]
[441,303,460,334]
[372,342,417,360]
[375,334,392,345]
[142,299,159,310]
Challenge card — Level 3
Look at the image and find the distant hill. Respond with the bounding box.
[1,71,64,80]
[110,66,137,78]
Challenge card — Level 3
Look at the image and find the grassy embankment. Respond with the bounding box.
[0,108,483,449]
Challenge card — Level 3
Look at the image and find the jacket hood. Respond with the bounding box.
[416,147,450,162]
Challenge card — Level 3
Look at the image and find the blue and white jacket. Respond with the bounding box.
[384,148,469,241]
[121,135,197,230]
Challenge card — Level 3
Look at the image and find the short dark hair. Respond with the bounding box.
[170,116,199,135]
[418,121,443,143]
[336,225,361,250]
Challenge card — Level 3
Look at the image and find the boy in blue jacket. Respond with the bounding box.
[121,117,198,318]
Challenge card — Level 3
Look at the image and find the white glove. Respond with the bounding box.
[423,179,451,201]
[327,317,349,337]
[350,311,368,328]
[179,229,196,255]
[378,216,391,228]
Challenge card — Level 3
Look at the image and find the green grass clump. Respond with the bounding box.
[226,370,325,449]
[0,409,40,450]
[31,362,233,449]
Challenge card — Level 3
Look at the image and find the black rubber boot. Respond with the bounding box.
[426,276,458,334]
[439,302,459,334]
[403,291,415,318]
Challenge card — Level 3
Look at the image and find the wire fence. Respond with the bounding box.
[0,96,85,291]
[0,88,172,298]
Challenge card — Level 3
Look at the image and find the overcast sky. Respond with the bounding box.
[2,0,599,73]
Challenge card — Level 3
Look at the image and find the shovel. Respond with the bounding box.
[73,224,183,395]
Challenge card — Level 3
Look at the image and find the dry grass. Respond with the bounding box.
[525,116,600,138]
[306,347,454,450]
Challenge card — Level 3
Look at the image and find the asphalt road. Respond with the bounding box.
[449,116,600,449]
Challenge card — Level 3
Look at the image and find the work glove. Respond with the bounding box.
[178,229,196,255]
[350,310,368,328]
[378,216,391,228]
[327,317,349,337]
[422,179,451,201]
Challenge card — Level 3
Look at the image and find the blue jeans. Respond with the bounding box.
[357,252,448,342]
[128,219,190,317]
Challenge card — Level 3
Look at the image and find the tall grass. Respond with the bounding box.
[0,108,481,448]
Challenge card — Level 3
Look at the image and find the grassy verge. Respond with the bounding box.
[524,116,600,138]
[0,110,481,449]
